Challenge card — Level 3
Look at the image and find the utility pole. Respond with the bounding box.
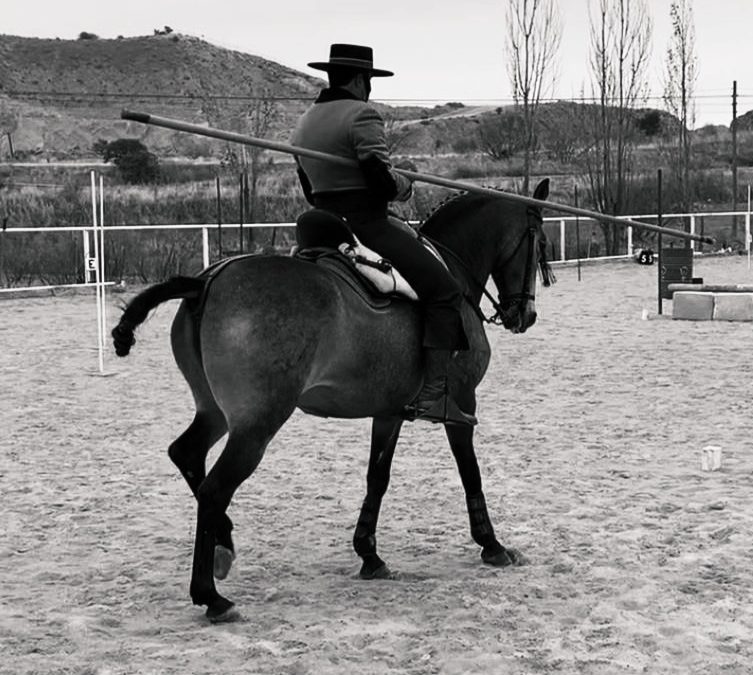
[732,80,739,240]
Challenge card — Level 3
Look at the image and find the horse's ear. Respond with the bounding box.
[533,178,550,201]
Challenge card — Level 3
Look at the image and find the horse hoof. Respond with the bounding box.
[482,545,525,567]
[214,545,235,580]
[359,562,393,580]
[206,597,239,624]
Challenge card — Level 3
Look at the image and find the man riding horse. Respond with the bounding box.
[111,49,556,622]
[291,43,476,427]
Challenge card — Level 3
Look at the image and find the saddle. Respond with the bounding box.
[294,209,441,305]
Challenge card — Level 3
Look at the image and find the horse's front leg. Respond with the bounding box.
[353,416,403,579]
[445,424,521,566]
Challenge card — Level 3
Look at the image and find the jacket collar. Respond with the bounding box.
[315,87,363,104]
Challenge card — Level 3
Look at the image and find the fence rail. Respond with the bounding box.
[0,210,750,291]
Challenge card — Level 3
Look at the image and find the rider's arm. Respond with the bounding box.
[351,106,413,202]
[294,159,315,205]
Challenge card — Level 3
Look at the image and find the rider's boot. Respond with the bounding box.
[403,349,477,426]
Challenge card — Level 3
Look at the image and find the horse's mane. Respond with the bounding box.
[420,191,470,229]
[419,188,556,287]
[419,189,510,238]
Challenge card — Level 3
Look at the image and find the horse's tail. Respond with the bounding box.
[112,275,206,357]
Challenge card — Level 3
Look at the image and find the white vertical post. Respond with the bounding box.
[202,227,210,269]
[98,174,107,359]
[627,225,633,257]
[690,215,696,251]
[747,185,751,271]
[90,171,104,374]
[82,229,91,283]
[560,219,566,261]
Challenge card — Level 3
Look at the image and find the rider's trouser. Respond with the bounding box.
[313,192,468,351]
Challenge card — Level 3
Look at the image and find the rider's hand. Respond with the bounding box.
[393,158,418,173]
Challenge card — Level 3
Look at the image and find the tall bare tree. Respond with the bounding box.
[243,94,279,226]
[585,0,652,253]
[663,0,697,214]
[0,98,18,159]
[505,0,562,192]
[382,111,414,155]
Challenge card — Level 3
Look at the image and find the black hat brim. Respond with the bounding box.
[307,61,394,77]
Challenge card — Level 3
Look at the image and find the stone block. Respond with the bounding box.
[672,291,714,320]
[713,293,753,321]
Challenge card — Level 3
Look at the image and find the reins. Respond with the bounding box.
[422,236,511,325]
[422,205,543,326]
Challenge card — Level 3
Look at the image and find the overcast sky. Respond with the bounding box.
[4,0,751,126]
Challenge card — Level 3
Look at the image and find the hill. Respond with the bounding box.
[0,33,737,165]
[0,33,325,158]
[0,33,499,160]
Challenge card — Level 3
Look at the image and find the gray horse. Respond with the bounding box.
[111,179,554,622]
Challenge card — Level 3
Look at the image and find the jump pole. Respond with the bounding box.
[657,169,663,315]
[747,184,751,271]
[98,173,107,353]
[574,184,582,281]
[120,110,714,246]
[88,171,115,377]
[89,170,105,374]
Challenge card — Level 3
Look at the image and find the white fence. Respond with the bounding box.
[0,211,751,293]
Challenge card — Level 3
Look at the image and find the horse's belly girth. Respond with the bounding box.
[297,295,424,418]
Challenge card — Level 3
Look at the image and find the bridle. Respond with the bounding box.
[424,205,541,326]
[490,206,541,325]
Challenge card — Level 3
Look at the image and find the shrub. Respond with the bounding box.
[77,32,99,40]
[452,135,479,154]
[477,113,526,160]
[637,111,662,137]
[95,139,160,184]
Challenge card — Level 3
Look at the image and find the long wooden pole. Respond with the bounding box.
[121,109,714,245]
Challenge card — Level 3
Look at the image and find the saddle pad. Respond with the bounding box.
[336,235,446,301]
[310,252,393,309]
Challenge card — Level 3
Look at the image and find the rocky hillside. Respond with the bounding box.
[0,33,325,158]
[0,33,735,163]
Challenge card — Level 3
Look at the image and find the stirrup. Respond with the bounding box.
[403,394,478,427]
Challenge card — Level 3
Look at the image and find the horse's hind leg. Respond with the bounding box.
[445,424,520,567]
[190,423,279,622]
[169,302,233,577]
[353,416,403,579]
[168,408,235,578]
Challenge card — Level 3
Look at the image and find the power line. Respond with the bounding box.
[4,89,752,104]
[4,90,311,101]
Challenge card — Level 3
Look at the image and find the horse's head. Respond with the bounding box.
[490,178,555,334]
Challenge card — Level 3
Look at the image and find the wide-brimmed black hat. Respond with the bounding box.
[308,44,394,77]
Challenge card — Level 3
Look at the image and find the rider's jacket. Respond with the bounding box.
[291,87,412,205]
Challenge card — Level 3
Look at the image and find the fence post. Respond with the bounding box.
[746,187,751,270]
[689,214,696,251]
[202,227,210,269]
[83,229,91,283]
[560,219,566,261]
[627,225,633,257]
